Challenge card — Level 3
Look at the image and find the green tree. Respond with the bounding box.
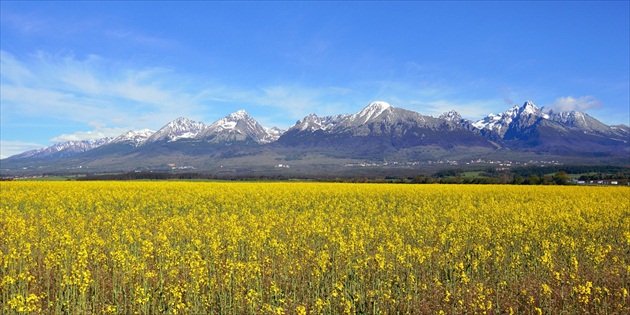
[525,174,540,185]
[542,175,554,185]
[553,171,569,185]
[512,174,524,185]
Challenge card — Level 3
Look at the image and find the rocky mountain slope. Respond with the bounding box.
[6,138,113,160]
[198,110,283,144]
[2,101,628,175]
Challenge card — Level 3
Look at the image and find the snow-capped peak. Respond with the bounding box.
[8,138,112,159]
[198,110,283,144]
[520,100,541,116]
[472,103,531,134]
[472,112,507,131]
[208,110,256,132]
[547,110,614,134]
[262,126,285,143]
[471,101,553,137]
[111,129,155,146]
[360,101,392,115]
[439,110,463,122]
[291,113,351,132]
[214,110,250,132]
[297,114,323,131]
[145,117,207,143]
[353,101,393,124]
[170,117,202,128]
[226,109,250,121]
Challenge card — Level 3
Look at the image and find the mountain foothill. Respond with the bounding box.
[3,101,629,175]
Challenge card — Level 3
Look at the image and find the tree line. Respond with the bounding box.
[49,164,630,185]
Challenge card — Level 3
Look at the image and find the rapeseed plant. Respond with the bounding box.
[1,182,628,314]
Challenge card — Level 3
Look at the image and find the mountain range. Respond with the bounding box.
[2,101,629,176]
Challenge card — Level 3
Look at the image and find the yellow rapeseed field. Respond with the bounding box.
[1,181,629,314]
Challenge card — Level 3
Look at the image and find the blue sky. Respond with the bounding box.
[1,1,629,158]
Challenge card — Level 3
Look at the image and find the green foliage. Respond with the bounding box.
[553,171,569,185]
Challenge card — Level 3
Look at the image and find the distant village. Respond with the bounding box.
[344,158,562,169]
[3,159,629,185]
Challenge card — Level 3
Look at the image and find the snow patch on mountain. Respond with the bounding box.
[198,110,284,144]
[111,129,155,146]
[472,106,519,133]
[145,117,207,143]
[7,100,627,161]
[438,110,463,122]
[263,126,285,143]
[291,113,351,132]
[472,101,547,136]
[351,101,393,125]
[9,138,112,159]
[547,110,623,137]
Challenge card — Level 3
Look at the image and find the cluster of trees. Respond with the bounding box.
[77,172,292,181]
[429,165,630,185]
[56,164,630,185]
[412,171,569,185]
[509,165,630,178]
[510,172,570,185]
[577,173,629,181]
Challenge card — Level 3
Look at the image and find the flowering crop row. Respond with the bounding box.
[1,182,629,314]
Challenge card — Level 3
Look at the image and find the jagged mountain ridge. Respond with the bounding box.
[7,138,113,160]
[277,102,497,159]
[289,113,351,132]
[198,110,282,144]
[111,129,156,147]
[548,110,627,139]
[465,100,628,140]
[440,101,629,154]
[438,110,463,122]
[470,101,548,139]
[145,117,208,143]
[3,101,628,165]
[5,111,284,160]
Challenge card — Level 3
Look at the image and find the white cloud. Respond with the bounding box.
[0,50,210,131]
[1,12,52,34]
[1,85,115,119]
[246,81,506,124]
[226,85,357,122]
[546,96,603,112]
[0,140,45,159]
[0,50,33,84]
[2,49,551,142]
[104,29,179,50]
[50,126,130,143]
[256,86,319,118]
[3,49,496,130]
[408,99,505,121]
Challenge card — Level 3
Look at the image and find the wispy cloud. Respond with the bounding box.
[254,85,354,119]
[1,50,209,132]
[2,48,559,147]
[0,140,45,159]
[407,99,506,121]
[104,29,179,50]
[49,122,130,142]
[0,50,33,84]
[347,77,507,120]
[545,96,603,112]
[3,50,343,139]
[246,79,509,124]
[0,12,52,34]
[196,84,360,128]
